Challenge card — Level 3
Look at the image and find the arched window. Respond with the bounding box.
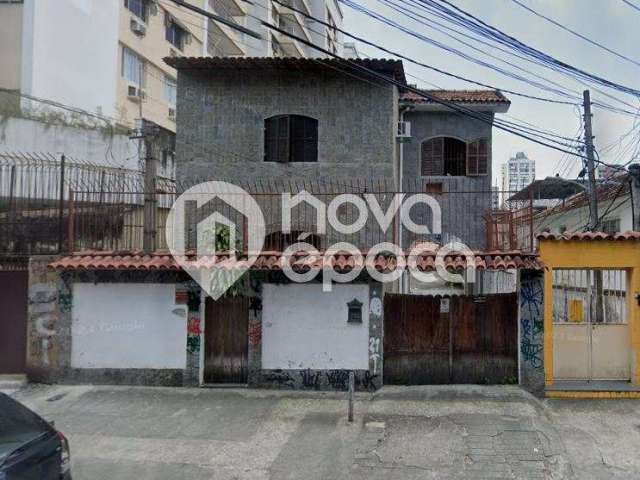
[264,115,318,163]
[421,136,488,176]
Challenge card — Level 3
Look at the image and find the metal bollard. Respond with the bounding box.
[348,370,355,423]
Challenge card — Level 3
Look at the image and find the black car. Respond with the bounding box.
[0,393,71,479]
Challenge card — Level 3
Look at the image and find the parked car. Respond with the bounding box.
[0,393,71,479]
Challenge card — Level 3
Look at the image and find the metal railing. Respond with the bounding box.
[0,152,174,255]
[65,178,534,254]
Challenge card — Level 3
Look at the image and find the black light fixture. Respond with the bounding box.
[347,298,363,323]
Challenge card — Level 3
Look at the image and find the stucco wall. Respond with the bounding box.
[262,283,370,370]
[175,68,398,184]
[71,283,187,370]
[0,2,23,90]
[21,0,120,118]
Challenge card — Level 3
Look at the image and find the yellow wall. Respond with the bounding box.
[117,1,204,131]
[539,239,640,386]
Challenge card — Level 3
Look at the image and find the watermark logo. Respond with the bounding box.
[166,182,475,297]
[165,181,266,299]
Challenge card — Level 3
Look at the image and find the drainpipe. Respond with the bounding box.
[629,164,640,231]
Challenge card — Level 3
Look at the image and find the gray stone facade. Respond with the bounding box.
[401,110,495,249]
[175,68,398,185]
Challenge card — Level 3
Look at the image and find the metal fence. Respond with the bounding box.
[0,152,174,255]
[66,178,534,254]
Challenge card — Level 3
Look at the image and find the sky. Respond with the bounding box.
[342,0,640,186]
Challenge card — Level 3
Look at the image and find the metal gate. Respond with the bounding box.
[203,296,249,384]
[0,270,29,374]
[384,293,518,384]
[552,269,629,381]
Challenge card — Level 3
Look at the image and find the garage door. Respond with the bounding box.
[384,293,518,384]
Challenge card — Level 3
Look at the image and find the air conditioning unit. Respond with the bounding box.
[127,84,145,101]
[397,121,411,141]
[168,107,176,121]
[130,18,147,36]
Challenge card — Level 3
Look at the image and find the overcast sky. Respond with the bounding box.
[343,0,640,185]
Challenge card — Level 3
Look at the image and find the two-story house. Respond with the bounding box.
[168,56,510,251]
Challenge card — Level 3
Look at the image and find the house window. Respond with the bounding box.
[326,8,338,54]
[124,0,149,21]
[601,218,621,234]
[467,138,489,176]
[163,75,176,105]
[421,136,488,177]
[165,14,188,50]
[122,46,145,87]
[264,115,318,163]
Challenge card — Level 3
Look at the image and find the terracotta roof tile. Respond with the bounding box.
[537,231,640,241]
[401,89,510,104]
[164,57,407,83]
[49,249,542,272]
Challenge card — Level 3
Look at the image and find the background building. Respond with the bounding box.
[501,152,536,194]
[0,0,343,171]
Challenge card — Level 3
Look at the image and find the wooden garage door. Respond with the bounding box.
[203,296,249,384]
[384,293,518,384]
[0,271,28,373]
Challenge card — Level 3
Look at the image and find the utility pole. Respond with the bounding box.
[630,164,640,231]
[131,119,159,253]
[583,90,604,324]
[583,90,599,230]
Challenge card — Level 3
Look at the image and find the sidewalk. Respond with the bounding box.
[5,384,639,479]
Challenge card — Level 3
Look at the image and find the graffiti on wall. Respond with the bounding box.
[369,337,381,375]
[520,277,544,369]
[248,322,262,347]
[186,316,201,354]
[29,283,58,366]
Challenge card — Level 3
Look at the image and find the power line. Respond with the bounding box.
[622,0,640,13]
[508,0,640,69]
[413,0,640,97]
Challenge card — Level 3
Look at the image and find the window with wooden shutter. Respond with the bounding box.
[421,137,444,175]
[264,115,318,163]
[467,138,489,176]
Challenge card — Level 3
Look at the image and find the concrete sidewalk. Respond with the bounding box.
[6,384,640,479]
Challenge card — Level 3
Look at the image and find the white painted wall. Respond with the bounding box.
[262,283,369,370]
[0,117,139,170]
[71,283,187,369]
[21,0,120,118]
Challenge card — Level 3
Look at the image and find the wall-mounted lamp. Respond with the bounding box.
[347,298,363,323]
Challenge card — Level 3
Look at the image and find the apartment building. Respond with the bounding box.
[501,151,536,193]
[0,0,342,169]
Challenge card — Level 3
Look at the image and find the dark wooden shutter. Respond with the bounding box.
[421,137,444,175]
[264,116,290,162]
[467,138,489,176]
[290,115,318,162]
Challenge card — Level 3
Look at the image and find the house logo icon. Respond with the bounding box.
[165,181,266,299]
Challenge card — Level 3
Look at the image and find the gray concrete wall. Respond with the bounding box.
[401,110,494,249]
[175,69,398,184]
[519,269,545,395]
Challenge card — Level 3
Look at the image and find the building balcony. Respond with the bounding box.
[206,18,245,57]
[274,16,310,57]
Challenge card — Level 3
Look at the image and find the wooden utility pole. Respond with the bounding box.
[630,164,640,231]
[583,90,604,324]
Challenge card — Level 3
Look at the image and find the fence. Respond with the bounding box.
[0,152,174,255]
[66,178,534,254]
